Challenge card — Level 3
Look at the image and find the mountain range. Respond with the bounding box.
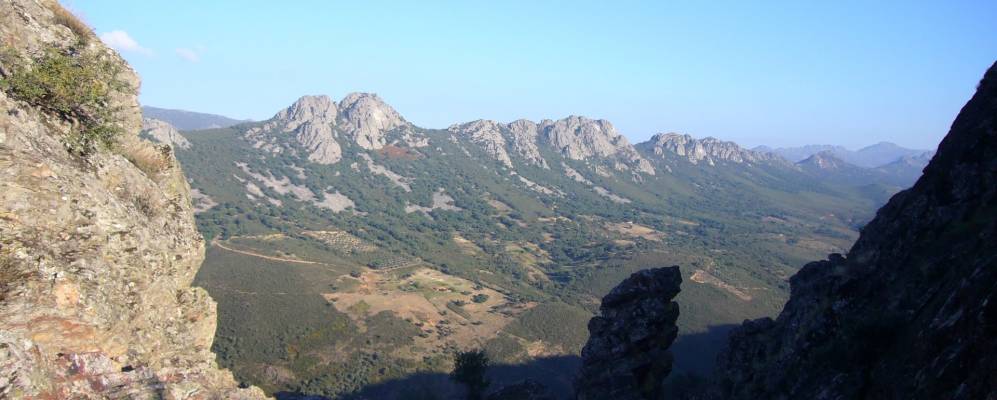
[137,93,930,398]
[755,142,934,168]
[5,3,990,400]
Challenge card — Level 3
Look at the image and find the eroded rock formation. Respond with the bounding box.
[575,266,682,400]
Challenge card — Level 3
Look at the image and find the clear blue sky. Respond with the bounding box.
[69,1,995,149]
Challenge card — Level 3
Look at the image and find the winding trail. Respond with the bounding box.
[211,239,320,265]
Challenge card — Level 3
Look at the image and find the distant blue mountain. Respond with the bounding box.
[142,106,250,131]
[755,141,933,168]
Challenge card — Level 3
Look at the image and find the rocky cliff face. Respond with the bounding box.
[576,267,682,400]
[448,119,517,168]
[540,116,655,175]
[0,1,265,398]
[643,132,781,166]
[447,119,549,169]
[246,93,411,164]
[711,62,997,400]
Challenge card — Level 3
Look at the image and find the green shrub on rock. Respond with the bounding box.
[0,45,128,157]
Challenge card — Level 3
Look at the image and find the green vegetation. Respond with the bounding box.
[505,302,592,354]
[172,119,887,397]
[451,350,490,400]
[471,293,489,303]
[0,45,127,156]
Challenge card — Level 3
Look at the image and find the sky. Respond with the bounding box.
[68,1,996,150]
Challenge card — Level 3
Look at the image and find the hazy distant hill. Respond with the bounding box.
[793,150,931,191]
[142,105,249,131]
[756,141,933,168]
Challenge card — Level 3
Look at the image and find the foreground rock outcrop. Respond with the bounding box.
[712,61,997,399]
[575,266,682,400]
[0,1,265,398]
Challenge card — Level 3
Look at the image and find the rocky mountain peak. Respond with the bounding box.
[337,92,409,150]
[246,92,414,164]
[247,94,343,164]
[797,150,846,170]
[539,116,654,175]
[540,115,623,159]
[645,132,779,166]
[278,94,338,129]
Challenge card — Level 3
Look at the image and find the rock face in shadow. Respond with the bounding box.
[711,61,997,400]
[575,266,682,400]
[0,1,265,398]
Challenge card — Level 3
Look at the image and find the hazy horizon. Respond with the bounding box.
[70,1,996,149]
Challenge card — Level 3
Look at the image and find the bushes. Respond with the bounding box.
[471,293,489,303]
[0,45,128,157]
[451,350,490,400]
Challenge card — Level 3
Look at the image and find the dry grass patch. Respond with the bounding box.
[605,222,665,242]
[324,267,532,359]
[45,2,94,42]
[690,269,752,301]
[122,140,173,177]
[452,234,483,255]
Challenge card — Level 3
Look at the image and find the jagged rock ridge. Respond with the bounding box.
[711,61,997,400]
[448,115,655,175]
[643,132,782,166]
[575,266,682,400]
[0,1,265,398]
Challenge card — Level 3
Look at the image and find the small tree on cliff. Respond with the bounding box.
[451,349,490,400]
